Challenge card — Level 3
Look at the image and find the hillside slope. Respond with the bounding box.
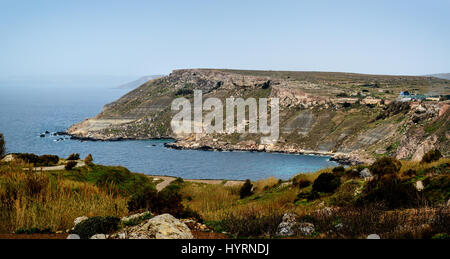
[67,69,450,163]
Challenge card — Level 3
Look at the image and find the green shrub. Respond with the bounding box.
[65,161,77,170]
[357,175,419,209]
[127,185,158,212]
[332,166,346,177]
[15,227,53,234]
[293,178,311,188]
[370,157,402,177]
[84,154,93,165]
[312,173,341,193]
[239,179,254,199]
[122,212,153,227]
[70,216,120,239]
[67,153,80,160]
[0,133,5,158]
[423,175,450,205]
[432,233,450,239]
[12,153,59,166]
[421,149,442,163]
[221,210,284,237]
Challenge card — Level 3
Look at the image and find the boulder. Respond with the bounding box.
[367,234,381,239]
[67,234,80,239]
[276,213,297,237]
[415,181,424,191]
[90,234,107,239]
[110,214,193,239]
[297,223,315,236]
[359,168,372,178]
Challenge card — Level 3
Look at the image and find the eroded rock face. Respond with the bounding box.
[66,69,450,162]
[110,214,193,239]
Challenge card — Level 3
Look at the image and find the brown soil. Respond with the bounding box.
[0,233,68,239]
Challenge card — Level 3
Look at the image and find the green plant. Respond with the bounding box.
[12,153,59,166]
[239,179,254,199]
[370,156,402,177]
[65,161,77,170]
[70,216,120,239]
[357,175,420,209]
[15,227,53,234]
[67,153,80,160]
[84,154,93,165]
[127,185,158,212]
[422,149,442,163]
[312,173,341,193]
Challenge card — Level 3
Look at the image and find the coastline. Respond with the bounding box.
[64,130,369,166]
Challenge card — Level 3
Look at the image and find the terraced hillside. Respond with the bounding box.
[67,69,450,163]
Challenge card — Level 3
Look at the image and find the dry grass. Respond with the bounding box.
[253,177,279,193]
[181,180,309,222]
[400,158,450,175]
[0,160,128,233]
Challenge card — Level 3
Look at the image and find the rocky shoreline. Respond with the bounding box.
[164,140,372,165]
[62,128,370,165]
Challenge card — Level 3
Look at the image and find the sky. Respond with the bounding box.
[0,0,449,78]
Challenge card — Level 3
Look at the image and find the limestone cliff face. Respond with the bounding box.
[67,69,450,162]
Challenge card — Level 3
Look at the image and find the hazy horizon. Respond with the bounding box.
[1,0,449,78]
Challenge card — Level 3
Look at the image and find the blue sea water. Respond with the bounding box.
[0,77,337,180]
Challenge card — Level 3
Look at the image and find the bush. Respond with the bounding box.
[312,173,341,193]
[0,133,5,158]
[84,154,93,165]
[422,149,442,163]
[293,178,311,188]
[239,179,254,199]
[65,161,77,170]
[70,216,120,239]
[370,157,402,177]
[127,185,158,212]
[332,166,346,177]
[221,210,284,237]
[12,153,59,167]
[357,175,420,209]
[67,153,80,160]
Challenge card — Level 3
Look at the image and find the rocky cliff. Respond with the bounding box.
[67,69,450,163]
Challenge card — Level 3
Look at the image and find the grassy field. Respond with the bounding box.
[0,153,448,239]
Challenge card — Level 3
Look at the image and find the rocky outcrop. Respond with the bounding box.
[109,214,193,239]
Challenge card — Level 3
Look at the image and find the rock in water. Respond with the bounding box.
[111,214,193,239]
[367,234,381,239]
[67,234,80,239]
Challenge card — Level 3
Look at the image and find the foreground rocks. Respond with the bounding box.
[109,214,193,239]
[276,213,315,237]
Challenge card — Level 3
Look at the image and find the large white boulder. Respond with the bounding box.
[111,214,193,239]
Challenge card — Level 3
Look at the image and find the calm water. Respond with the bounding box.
[0,77,337,180]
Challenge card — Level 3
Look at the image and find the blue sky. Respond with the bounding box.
[0,0,449,77]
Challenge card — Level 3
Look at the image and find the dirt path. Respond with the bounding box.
[33,161,85,171]
[149,175,244,191]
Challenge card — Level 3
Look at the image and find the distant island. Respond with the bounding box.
[117,75,165,89]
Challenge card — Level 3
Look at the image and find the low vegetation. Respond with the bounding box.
[0,145,448,239]
[0,133,5,159]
